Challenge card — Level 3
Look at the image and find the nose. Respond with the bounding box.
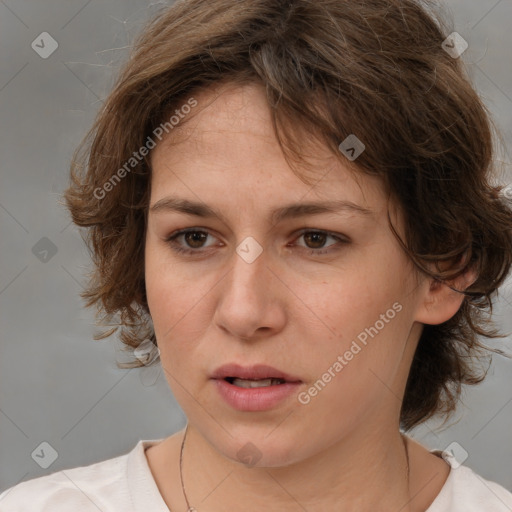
[213,240,286,341]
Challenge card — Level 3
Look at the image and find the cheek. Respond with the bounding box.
[145,241,190,341]
[297,265,399,341]
[144,241,219,355]
[295,256,411,381]
[296,302,410,428]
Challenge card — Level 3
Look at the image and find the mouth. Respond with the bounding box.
[223,376,288,388]
[211,363,303,411]
[211,363,302,385]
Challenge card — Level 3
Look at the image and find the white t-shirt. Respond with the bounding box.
[1,438,511,511]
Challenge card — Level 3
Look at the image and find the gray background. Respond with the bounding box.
[1,0,511,496]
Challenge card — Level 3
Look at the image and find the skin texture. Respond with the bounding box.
[143,81,469,511]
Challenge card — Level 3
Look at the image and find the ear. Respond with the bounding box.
[414,264,478,325]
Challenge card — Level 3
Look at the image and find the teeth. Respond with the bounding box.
[230,378,285,388]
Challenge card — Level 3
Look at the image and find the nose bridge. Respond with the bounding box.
[228,235,268,300]
[214,234,283,338]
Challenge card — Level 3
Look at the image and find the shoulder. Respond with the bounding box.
[0,447,131,512]
[428,450,512,512]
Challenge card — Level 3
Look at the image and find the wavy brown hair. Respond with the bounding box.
[63,0,512,430]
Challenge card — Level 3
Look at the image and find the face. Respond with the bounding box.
[145,81,428,467]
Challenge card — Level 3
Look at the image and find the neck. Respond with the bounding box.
[179,424,411,512]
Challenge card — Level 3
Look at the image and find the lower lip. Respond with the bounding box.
[213,379,302,411]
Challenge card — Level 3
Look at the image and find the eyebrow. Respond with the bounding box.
[149,196,374,224]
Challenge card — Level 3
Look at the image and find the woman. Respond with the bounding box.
[2,0,512,510]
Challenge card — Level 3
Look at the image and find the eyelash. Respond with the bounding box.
[164,228,349,257]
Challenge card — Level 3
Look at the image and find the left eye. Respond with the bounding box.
[293,230,343,252]
[165,228,348,255]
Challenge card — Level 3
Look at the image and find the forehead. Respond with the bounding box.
[149,82,385,213]
[153,82,302,165]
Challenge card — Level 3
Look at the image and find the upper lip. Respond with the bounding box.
[211,363,302,382]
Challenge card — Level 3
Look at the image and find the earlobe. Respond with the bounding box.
[415,266,478,326]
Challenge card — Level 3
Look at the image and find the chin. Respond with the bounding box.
[221,431,310,469]
[191,414,321,468]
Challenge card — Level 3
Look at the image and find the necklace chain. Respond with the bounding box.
[179,424,410,511]
[179,424,193,512]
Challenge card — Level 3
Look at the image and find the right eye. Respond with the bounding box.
[165,228,219,255]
